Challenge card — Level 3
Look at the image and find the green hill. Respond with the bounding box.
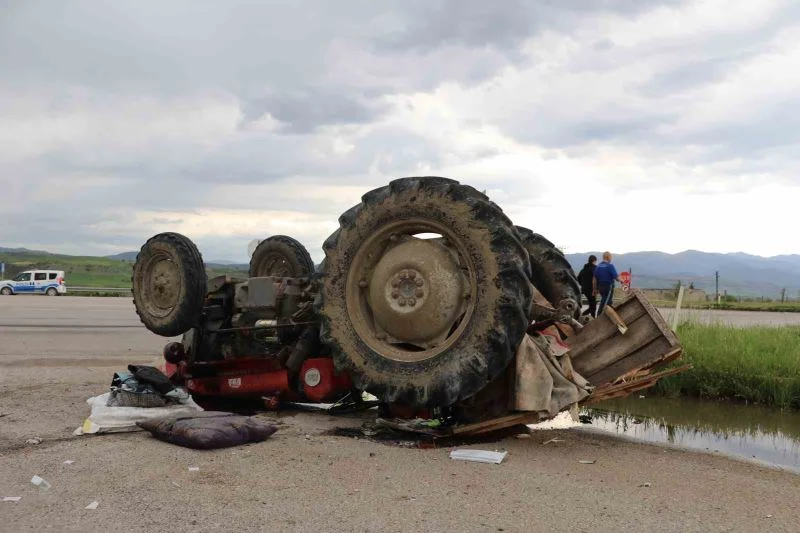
[0,249,248,289]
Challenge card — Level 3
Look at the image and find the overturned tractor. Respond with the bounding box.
[131,177,685,428]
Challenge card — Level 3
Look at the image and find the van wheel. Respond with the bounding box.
[0,287,11,295]
[46,288,58,296]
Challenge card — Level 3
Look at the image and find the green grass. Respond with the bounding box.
[654,322,800,409]
[650,300,800,313]
[0,250,247,291]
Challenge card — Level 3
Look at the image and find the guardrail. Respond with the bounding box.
[67,286,132,293]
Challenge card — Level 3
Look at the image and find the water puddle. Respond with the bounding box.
[581,396,800,473]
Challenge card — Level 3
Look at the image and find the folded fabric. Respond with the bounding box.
[136,412,278,450]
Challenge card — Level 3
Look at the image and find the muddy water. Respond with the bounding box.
[582,396,800,473]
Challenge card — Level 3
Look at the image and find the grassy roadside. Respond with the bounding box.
[650,300,800,313]
[0,250,247,293]
[654,322,800,409]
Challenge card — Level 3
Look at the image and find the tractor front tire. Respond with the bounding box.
[249,235,315,278]
[131,232,207,337]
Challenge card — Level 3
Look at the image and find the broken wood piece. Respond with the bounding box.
[604,306,628,335]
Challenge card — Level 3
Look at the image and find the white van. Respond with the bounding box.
[0,270,67,296]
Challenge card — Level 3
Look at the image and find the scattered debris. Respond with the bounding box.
[543,438,565,445]
[25,437,42,445]
[515,433,531,439]
[304,434,311,440]
[188,466,200,472]
[30,475,51,491]
[369,452,376,457]
[75,391,203,435]
[578,460,596,464]
[766,515,773,519]
[528,411,582,430]
[63,460,75,465]
[450,449,508,464]
[85,501,99,510]
[3,497,22,503]
[172,481,181,488]
[639,482,652,488]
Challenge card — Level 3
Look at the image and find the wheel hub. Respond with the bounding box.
[367,238,466,351]
[148,257,181,314]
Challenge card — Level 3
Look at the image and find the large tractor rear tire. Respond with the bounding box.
[132,232,207,337]
[249,235,315,278]
[318,176,533,407]
[515,226,581,318]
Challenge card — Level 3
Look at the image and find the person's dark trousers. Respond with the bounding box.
[582,291,597,317]
[597,283,614,315]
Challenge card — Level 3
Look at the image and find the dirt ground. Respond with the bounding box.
[1,297,799,532]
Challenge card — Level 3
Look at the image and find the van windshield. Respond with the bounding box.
[14,272,31,282]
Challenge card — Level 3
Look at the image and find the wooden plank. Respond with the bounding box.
[567,299,645,361]
[628,288,680,346]
[449,412,540,435]
[572,314,662,377]
[604,306,629,335]
[583,364,692,403]
[587,338,680,386]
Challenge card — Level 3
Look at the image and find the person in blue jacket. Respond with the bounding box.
[594,251,622,315]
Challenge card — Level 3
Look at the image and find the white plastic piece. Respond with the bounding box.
[449,449,507,464]
[85,501,99,510]
[3,497,22,502]
[30,476,51,491]
[63,460,75,465]
[188,466,199,472]
[527,411,581,431]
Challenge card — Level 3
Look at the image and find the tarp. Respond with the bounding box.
[513,331,592,418]
[73,392,204,435]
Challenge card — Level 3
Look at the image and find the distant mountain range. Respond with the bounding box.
[564,251,800,298]
[2,246,797,298]
[104,251,247,269]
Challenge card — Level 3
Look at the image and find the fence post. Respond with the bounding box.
[671,285,685,331]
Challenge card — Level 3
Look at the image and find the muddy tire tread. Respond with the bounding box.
[249,235,315,278]
[318,176,532,407]
[515,225,581,317]
[131,232,207,337]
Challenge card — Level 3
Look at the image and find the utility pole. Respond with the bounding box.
[781,288,786,303]
[715,270,719,304]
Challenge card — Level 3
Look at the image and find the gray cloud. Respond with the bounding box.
[1,0,799,260]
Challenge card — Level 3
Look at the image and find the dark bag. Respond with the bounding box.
[128,364,175,395]
[136,412,278,450]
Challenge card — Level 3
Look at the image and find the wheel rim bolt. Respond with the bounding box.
[415,288,424,298]
[359,279,368,288]
[415,279,424,287]
[408,297,416,307]
[391,290,400,299]
[399,298,407,306]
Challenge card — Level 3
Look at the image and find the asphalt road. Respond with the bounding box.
[1,296,798,532]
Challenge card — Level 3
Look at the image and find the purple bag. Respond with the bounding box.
[137,411,278,449]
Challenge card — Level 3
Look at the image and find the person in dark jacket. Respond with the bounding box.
[594,251,622,316]
[577,255,598,317]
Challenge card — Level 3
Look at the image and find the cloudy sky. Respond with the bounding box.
[1,0,799,263]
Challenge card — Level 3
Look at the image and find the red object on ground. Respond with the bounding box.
[620,271,631,289]
[300,358,353,402]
